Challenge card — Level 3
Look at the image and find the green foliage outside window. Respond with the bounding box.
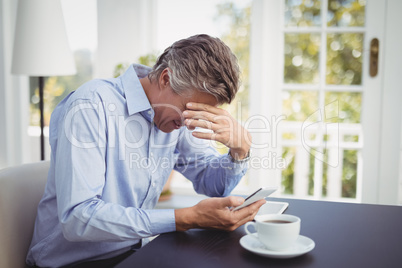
[215,2,251,124]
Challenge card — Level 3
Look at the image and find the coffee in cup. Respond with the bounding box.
[245,214,300,251]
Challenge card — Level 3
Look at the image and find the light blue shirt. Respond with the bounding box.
[26,64,247,267]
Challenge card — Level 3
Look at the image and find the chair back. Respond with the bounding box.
[0,161,50,268]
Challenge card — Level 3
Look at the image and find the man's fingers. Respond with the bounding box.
[220,196,244,208]
[246,199,267,213]
[191,131,214,140]
[228,199,266,229]
[250,199,267,212]
[186,102,221,114]
[191,197,265,232]
[234,199,266,218]
[185,118,218,131]
[183,110,216,123]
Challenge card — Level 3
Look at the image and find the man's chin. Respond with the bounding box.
[160,128,174,133]
[158,125,175,133]
[158,122,181,133]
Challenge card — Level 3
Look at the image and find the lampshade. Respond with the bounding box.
[11,0,76,76]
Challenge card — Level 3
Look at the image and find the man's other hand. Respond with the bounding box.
[175,196,266,232]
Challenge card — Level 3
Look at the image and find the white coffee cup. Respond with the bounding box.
[245,214,300,251]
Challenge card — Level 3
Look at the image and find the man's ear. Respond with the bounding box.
[159,68,171,89]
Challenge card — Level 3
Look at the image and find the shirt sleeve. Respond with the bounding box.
[54,99,176,242]
[173,129,248,197]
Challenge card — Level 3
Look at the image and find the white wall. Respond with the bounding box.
[0,0,31,169]
[95,0,156,78]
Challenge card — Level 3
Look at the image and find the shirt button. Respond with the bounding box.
[148,111,152,115]
[152,182,156,187]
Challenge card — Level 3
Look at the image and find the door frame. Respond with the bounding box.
[375,0,402,205]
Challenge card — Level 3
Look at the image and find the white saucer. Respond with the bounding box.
[239,234,315,259]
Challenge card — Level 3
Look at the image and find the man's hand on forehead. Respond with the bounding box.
[182,102,251,160]
[182,102,227,132]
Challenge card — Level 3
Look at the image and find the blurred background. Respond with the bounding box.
[1,0,401,205]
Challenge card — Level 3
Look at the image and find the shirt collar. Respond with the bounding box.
[121,64,155,121]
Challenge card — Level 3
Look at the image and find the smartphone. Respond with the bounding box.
[233,187,277,211]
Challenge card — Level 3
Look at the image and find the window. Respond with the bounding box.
[248,0,402,203]
[280,0,366,200]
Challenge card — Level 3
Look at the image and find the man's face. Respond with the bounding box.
[152,87,218,133]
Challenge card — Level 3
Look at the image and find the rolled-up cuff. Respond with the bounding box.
[147,209,176,234]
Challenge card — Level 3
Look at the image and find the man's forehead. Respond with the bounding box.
[186,92,219,106]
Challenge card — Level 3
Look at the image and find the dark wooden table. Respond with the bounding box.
[116,198,402,268]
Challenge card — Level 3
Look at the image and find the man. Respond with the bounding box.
[27,34,265,267]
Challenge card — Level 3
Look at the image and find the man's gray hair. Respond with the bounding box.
[148,34,240,104]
